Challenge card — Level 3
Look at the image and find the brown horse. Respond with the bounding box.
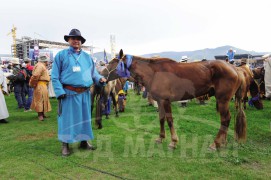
[235,65,263,109]
[102,49,247,150]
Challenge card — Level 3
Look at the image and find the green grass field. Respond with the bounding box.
[0,91,270,179]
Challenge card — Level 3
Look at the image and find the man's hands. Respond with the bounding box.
[99,77,107,83]
[99,77,107,86]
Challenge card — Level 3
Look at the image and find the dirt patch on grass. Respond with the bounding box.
[16,132,56,141]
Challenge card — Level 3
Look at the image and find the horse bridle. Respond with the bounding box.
[104,64,118,80]
[104,55,133,80]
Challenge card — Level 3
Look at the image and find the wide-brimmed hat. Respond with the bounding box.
[64,29,86,44]
[10,58,20,65]
[38,55,50,62]
[241,58,247,64]
[99,61,106,66]
[180,56,188,62]
[24,58,32,63]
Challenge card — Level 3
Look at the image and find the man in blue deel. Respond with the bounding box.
[227,48,235,64]
[51,29,107,156]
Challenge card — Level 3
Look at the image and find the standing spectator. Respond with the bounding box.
[2,64,9,73]
[263,54,271,99]
[10,58,26,109]
[227,48,236,64]
[51,29,106,156]
[116,90,126,112]
[29,55,52,121]
[178,57,189,107]
[0,67,9,123]
[48,68,56,98]
[24,58,34,112]
[123,79,129,95]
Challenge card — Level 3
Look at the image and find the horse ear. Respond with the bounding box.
[119,49,124,59]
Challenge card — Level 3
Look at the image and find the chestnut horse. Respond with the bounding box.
[235,65,263,109]
[102,50,247,150]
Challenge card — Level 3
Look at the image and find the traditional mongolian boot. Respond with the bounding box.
[79,141,96,150]
[0,119,9,123]
[62,142,71,156]
[38,112,44,121]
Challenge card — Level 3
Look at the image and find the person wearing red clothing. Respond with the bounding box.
[24,58,34,112]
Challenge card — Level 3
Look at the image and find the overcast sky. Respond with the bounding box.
[1,0,271,55]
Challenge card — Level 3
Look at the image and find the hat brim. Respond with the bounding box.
[64,35,86,44]
[38,59,50,62]
[24,59,31,63]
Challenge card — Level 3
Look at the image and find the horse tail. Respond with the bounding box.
[234,82,247,142]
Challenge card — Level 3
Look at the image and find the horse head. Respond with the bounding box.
[101,49,133,81]
[101,57,120,81]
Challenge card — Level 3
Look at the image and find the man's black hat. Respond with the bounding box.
[64,29,86,44]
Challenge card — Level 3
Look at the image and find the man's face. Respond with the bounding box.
[68,37,82,49]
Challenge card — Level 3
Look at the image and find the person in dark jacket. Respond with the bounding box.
[10,58,26,109]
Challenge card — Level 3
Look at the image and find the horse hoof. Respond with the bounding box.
[97,125,103,129]
[155,138,163,144]
[168,142,177,150]
[115,114,119,118]
[209,143,217,151]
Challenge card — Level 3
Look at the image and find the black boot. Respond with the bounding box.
[79,141,96,150]
[0,119,9,123]
[62,142,71,156]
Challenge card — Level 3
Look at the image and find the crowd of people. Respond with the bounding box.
[0,55,53,122]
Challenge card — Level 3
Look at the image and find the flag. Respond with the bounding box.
[104,49,108,64]
[33,44,39,60]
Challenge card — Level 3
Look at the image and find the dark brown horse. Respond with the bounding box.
[102,49,247,150]
[252,67,265,99]
[235,65,263,109]
[91,80,118,129]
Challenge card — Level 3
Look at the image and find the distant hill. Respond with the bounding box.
[2,46,269,62]
[140,45,270,61]
[93,51,111,62]
[93,45,270,62]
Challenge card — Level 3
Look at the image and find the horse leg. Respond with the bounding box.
[163,100,178,149]
[91,91,96,116]
[95,95,103,129]
[110,92,119,117]
[210,100,231,150]
[244,93,248,110]
[155,101,166,144]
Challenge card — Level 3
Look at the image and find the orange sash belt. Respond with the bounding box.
[63,85,89,93]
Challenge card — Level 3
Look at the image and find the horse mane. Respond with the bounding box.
[132,55,177,64]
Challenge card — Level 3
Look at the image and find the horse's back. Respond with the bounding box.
[149,60,239,101]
